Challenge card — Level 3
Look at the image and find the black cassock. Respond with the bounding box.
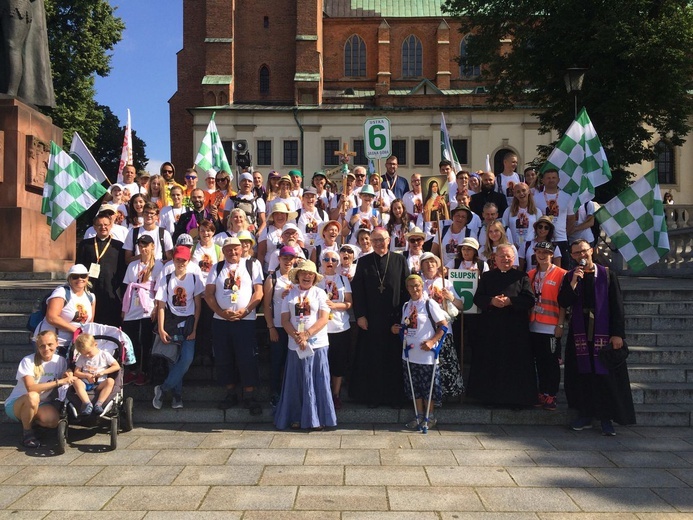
[76,236,126,327]
[350,252,409,407]
[469,268,537,406]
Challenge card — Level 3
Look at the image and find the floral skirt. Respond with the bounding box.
[439,334,464,400]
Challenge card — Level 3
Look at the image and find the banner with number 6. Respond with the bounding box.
[448,269,479,314]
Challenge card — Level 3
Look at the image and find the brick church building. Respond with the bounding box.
[168,1,598,187]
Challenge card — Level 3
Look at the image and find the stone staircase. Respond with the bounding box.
[0,274,691,427]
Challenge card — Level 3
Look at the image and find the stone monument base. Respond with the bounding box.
[0,96,75,273]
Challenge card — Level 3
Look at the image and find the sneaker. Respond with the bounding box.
[333,395,342,410]
[543,395,557,411]
[217,393,238,410]
[172,396,183,409]
[134,372,149,386]
[152,385,163,410]
[601,420,616,436]
[424,415,437,429]
[534,393,547,408]
[406,415,422,430]
[569,417,593,431]
[80,402,93,416]
[123,372,138,386]
[93,403,104,415]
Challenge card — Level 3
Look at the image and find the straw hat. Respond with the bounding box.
[288,259,323,284]
[419,252,441,267]
[458,237,480,251]
[268,202,298,222]
[404,226,426,241]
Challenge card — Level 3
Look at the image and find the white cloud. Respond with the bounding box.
[146,159,165,174]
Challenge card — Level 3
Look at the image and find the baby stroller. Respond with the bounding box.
[56,323,136,454]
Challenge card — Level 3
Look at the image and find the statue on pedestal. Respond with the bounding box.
[0,0,55,107]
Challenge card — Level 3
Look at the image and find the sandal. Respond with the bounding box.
[22,430,40,449]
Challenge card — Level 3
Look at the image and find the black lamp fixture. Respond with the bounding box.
[564,67,587,118]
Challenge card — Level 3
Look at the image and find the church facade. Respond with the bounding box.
[170,0,688,202]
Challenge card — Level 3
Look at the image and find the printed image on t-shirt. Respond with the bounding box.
[198,253,213,273]
[516,212,529,230]
[445,238,458,254]
[224,269,240,291]
[172,286,187,307]
[394,229,406,249]
[324,280,339,301]
[429,285,444,306]
[506,181,515,198]
[73,304,88,323]
[360,217,372,230]
[546,199,559,217]
[413,198,423,216]
[404,304,419,330]
[487,253,497,270]
[295,296,311,317]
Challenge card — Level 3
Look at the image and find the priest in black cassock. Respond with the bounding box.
[350,227,410,408]
[469,244,537,407]
[76,210,126,326]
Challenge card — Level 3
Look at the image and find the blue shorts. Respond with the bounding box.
[5,397,54,423]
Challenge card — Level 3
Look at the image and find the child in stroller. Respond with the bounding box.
[72,333,121,416]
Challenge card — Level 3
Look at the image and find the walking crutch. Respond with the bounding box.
[422,325,448,434]
[401,326,421,431]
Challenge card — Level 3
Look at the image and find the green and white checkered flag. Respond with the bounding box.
[42,141,108,240]
[542,107,612,211]
[195,112,232,180]
[595,169,670,272]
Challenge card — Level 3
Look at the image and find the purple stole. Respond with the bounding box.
[185,209,211,235]
[571,264,610,375]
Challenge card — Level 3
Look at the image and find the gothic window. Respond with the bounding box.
[402,35,422,78]
[460,37,481,78]
[655,141,676,184]
[259,66,270,94]
[344,35,366,77]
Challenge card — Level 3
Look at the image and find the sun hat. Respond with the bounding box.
[281,223,300,235]
[222,237,242,248]
[173,245,191,261]
[312,170,327,181]
[339,244,360,256]
[458,237,480,251]
[239,172,253,183]
[419,252,441,267]
[451,204,473,222]
[236,230,256,246]
[303,187,318,196]
[360,185,376,197]
[288,259,323,284]
[268,202,298,222]
[319,220,342,236]
[279,175,292,185]
[534,215,555,230]
[97,203,118,215]
[404,226,426,241]
[288,169,303,178]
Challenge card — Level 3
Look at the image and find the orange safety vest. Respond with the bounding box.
[528,265,566,326]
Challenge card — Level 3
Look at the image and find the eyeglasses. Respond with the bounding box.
[571,248,592,256]
[144,212,157,217]
[322,257,339,263]
[71,274,88,280]
[371,238,386,243]
[185,176,197,181]
[411,179,421,184]
[536,224,550,230]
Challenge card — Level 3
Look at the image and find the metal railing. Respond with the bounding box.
[596,204,693,276]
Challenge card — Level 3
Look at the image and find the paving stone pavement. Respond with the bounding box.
[0,422,692,518]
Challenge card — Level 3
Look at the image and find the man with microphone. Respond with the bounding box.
[558,239,635,436]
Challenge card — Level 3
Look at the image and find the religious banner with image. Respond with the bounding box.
[448,269,479,314]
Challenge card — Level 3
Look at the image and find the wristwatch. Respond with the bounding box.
[557,324,564,329]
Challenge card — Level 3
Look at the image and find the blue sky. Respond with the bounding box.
[94,1,183,173]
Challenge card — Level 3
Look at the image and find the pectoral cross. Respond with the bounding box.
[378,284,385,294]
[334,142,357,165]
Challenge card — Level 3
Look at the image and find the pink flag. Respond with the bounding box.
[116,109,133,183]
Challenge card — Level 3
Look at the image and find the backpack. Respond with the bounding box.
[230,195,259,225]
[296,208,327,222]
[26,285,95,332]
[215,257,258,279]
[132,227,166,258]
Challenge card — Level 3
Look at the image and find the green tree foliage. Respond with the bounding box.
[42,0,125,149]
[94,105,148,183]
[443,0,693,197]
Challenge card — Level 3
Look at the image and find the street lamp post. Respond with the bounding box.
[564,67,587,118]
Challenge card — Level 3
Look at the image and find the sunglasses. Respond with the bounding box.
[536,224,550,230]
[71,274,88,280]
[408,238,423,243]
[216,178,229,182]
[162,170,173,174]
[322,257,339,263]
[185,176,198,181]
[339,248,354,254]
[355,174,366,178]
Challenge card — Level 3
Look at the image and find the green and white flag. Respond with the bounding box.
[195,112,232,180]
[542,107,612,211]
[595,169,670,272]
[440,113,462,202]
[42,141,108,240]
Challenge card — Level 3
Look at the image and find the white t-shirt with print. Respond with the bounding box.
[317,274,351,333]
[7,354,68,403]
[75,349,117,384]
[401,297,446,365]
[206,260,264,320]
[192,243,223,285]
[122,260,163,321]
[37,286,94,346]
[155,272,205,317]
[123,226,174,261]
[502,207,543,250]
[535,191,573,242]
[281,285,330,350]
